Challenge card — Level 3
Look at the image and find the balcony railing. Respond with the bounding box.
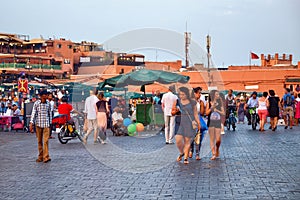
[0,63,61,70]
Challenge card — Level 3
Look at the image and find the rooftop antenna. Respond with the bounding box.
[206,34,211,86]
[184,22,191,68]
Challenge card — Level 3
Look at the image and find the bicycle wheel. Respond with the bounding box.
[58,126,69,144]
[76,131,83,142]
[226,119,231,130]
[251,114,257,130]
[232,122,236,131]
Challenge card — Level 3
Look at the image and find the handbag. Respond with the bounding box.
[171,99,181,116]
[171,107,180,116]
[184,107,198,130]
[83,118,88,133]
[199,116,208,132]
[191,120,198,130]
[194,130,201,145]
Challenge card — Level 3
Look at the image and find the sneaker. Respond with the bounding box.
[221,131,225,135]
[285,126,288,129]
[93,140,97,144]
[101,140,107,144]
[97,136,102,143]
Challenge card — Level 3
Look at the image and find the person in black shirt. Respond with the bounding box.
[268,90,280,131]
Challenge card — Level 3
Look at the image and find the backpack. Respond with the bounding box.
[285,95,293,106]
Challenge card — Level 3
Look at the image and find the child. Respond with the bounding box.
[237,97,246,123]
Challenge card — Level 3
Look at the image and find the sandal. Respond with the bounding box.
[195,154,201,160]
[216,148,220,157]
[177,153,184,162]
[184,158,189,164]
[189,152,193,158]
[210,155,216,160]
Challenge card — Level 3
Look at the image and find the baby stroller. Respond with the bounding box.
[52,114,83,144]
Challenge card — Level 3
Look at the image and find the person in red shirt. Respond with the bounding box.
[58,96,81,130]
[58,97,73,120]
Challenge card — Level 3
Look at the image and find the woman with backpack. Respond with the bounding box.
[281,88,295,129]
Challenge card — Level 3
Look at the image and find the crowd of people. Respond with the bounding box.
[3,86,299,164]
[159,87,300,164]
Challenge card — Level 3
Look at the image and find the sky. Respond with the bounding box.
[1,0,299,67]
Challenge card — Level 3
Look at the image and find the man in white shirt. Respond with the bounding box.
[111,107,126,136]
[48,93,55,139]
[12,104,21,116]
[112,107,123,126]
[83,90,99,144]
[197,87,206,107]
[5,102,13,116]
[161,85,178,144]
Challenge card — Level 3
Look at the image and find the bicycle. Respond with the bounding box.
[52,114,84,144]
[249,107,259,130]
[226,106,237,131]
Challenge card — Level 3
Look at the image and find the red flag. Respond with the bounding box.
[251,52,259,59]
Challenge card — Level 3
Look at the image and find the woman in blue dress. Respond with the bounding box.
[174,87,200,164]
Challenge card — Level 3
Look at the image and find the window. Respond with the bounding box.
[46,42,53,47]
[64,59,70,64]
[57,44,62,49]
[68,45,72,49]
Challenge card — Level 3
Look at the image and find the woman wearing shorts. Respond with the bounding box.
[206,90,225,160]
[258,92,269,132]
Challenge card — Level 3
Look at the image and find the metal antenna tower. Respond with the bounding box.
[184,23,191,68]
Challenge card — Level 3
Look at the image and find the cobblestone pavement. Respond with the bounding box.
[0,123,299,200]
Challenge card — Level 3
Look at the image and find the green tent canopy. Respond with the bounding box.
[98,69,190,89]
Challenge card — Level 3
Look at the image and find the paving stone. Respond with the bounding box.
[0,124,300,199]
